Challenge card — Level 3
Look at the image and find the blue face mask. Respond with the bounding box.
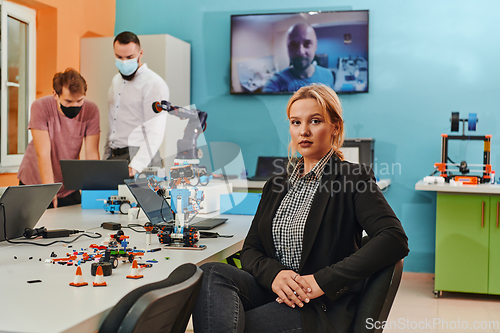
[115,58,139,76]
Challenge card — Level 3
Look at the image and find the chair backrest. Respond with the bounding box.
[350,237,404,333]
[99,263,203,333]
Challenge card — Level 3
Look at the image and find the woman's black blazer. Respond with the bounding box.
[241,155,409,333]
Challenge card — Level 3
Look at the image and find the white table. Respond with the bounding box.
[415,180,500,194]
[0,206,252,333]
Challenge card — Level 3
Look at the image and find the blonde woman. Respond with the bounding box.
[193,84,409,333]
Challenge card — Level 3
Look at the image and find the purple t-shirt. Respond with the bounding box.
[17,96,100,198]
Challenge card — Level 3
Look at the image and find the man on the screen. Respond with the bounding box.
[263,23,334,93]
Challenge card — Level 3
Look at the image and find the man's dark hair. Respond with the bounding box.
[114,31,141,47]
[53,68,87,96]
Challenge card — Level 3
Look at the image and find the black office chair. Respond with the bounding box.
[350,237,405,333]
[98,263,203,333]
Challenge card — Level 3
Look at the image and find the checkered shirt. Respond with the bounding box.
[272,149,334,271]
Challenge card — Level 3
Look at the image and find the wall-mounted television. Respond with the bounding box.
[230,10,369,95]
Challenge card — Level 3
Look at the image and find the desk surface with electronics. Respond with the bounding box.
[0,109,391,333]
[0,206,252,333]
[0,171,392,333]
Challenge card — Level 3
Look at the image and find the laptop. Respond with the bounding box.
[124,179,227,230]
[247,157,288,181]
[340,139,374,166]
[0,183,61,242]
[188,217,227,230]
[60,160,129,190]
[125,178,174,224]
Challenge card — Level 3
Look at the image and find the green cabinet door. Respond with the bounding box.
[435,193,490,294]
[489,196,500,295]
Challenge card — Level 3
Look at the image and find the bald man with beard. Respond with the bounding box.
[263,23,334,93]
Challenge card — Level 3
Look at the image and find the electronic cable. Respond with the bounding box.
[199,231,234,238]
[159,196,174,223]
[1,203,101,246]
[185,212,199,224]
[123,224,146,233]
[428,170,439,176]
[215,233,234,238]
[447,157,458,166]
[198,173,210,186]
[160,199,167,223]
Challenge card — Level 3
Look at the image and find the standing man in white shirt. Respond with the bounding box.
[105,31,169,177]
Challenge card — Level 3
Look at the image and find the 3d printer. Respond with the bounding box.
[434,112,492,184]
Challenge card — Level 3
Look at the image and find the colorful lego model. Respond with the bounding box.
[89,244,107,250]
[157,224,200,247]
[98,230,144,268]
[147,175,202,247]
[168,163,213,187]
[103,196,136,214]
[169,164,196,187]
[147,175,204,220]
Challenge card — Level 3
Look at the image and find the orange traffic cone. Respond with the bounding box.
[69,266,88,287]
[93,265,107,287]
[126,260,143,279]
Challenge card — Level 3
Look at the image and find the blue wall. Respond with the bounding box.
[116,0,500,273]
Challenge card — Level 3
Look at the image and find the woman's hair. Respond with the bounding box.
[53,68,87,96]
[286,83,345,168]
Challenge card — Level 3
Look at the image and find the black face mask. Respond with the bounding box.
[120,68,139,81]
[60,104,82,119]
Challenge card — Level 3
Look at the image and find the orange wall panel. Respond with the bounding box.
[0,1,115,181]
[0,173,20,187]
[35,7,57,98]
[10,0,116,98]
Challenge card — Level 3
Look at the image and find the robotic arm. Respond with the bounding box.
[152,100,207,160]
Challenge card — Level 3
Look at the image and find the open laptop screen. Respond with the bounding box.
[0,183,61,242]
[60,160,129,190]
[248,157,288,181]
[124,179,174,224]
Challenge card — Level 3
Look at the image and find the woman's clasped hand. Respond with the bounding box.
[272,270,324,308]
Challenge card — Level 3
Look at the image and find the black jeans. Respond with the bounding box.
[48,190,81,208]
[107,146,162,168]
[192,262,303,333]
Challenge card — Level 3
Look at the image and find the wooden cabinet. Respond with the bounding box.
[435,193,500,295]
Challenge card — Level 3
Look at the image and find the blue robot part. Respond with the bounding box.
[103,196,136,214]
[170,188,191,214]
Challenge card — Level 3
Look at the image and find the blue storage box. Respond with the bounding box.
[220,193,262,215]
[81,190,118,209]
